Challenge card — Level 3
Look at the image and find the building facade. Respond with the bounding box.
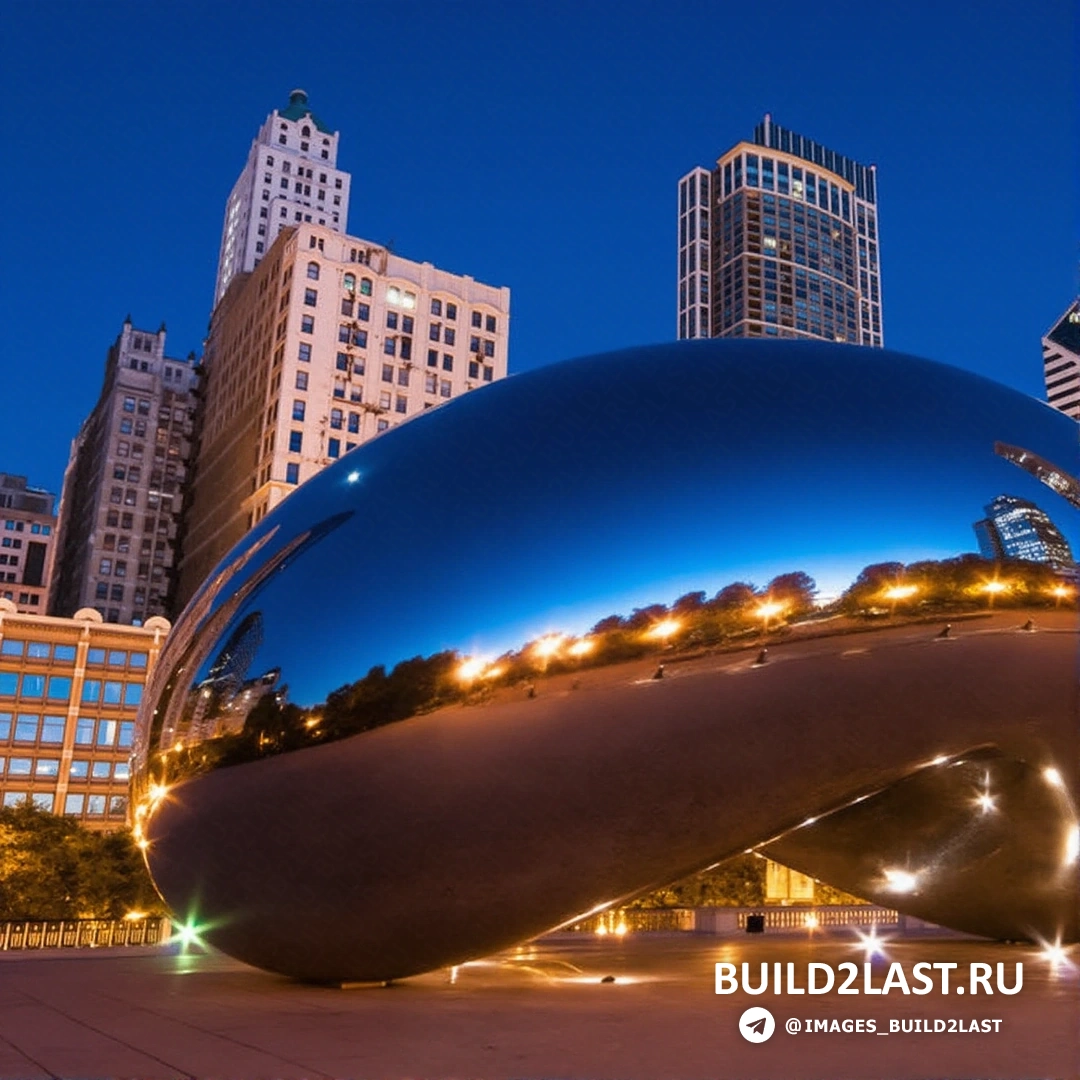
[178,223,511,607]
[0,601,169,830]
[50,320,197,625]
[0,475,57,616]
[1042,299,1080,420]
[678,115,883,346]
[973,494,1074,569]
[215,90,351,307]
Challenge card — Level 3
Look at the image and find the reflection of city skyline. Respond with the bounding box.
[973,494,1074,570]
[148,344,1080,710]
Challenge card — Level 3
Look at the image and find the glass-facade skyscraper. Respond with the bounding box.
[678,115,882,346]
[973,494,1073,569]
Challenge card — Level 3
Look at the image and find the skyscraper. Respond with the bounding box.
[214,90,352,307]
[678,115,882,346]
[50,320,197,624]
[973,494,1073,569]
[178,223,510,609]
[1041,299,1080,420]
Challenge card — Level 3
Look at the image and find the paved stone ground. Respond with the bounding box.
[0,935,1075,1079]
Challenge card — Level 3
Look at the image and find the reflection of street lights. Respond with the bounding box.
[1051,585,1074,608]
[881,583,918,618]
[645,618,681,644]
[981,580,1009,610]
[754,600,785,634]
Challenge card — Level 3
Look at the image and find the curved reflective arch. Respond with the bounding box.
[134,341,1080,981]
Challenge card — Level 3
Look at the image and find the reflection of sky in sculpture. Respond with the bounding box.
[186,341,1080,706]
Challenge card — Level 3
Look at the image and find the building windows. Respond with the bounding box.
[397,368,410,388]
[382,364,394,383]
[304,288,318,306]
[469,360,480,380]
[395,396,407,414]
[330,409,343,430]
[357,303,370,322]
[286,463,300,485]
[483,366,494,382]
[348,412,360,433]
[296,371,309,390]
[444,328,455,346]
[359,278,372,296]
[307,262,320,280]
[292,400,306,421]
[440,380,452,398]
[379,391,392,409]
[384,338,396,357]
[377,419,389,432]
[446,303,457,321]
[429,323,441,342]
[298,343,312,362]
[471,311,482,329]
[289,431,303,453]
[387,312,399,331]
[327,438,341,459]
[301,315,315,334]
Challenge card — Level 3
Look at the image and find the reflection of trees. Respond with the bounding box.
[157,555,1076,779]
[839,554,1068,615]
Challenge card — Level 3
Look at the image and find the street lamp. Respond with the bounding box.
[1051,585,1074,608]
[981,580,1009,610]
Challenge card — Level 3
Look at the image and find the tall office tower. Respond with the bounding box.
[215,90,352,307]
[0,474,57,615]
[50,320,197,625]
[973,494,1074,569]
[678,114,883,346]
[1041,299,1080,419]
[177,222,511,608]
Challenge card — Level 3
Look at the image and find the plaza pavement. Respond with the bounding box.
[0,934,1075,1079]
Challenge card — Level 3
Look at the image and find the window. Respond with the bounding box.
[382,364,394,383]
[400,338,412,361]
[398,368,410,387]
[330,409,343,429]
[471,311,482,328]
[301,315,315,334]
[470,336,481,354]
[124,683,143,706]
[293,400,306,420]
[469,360,480,379]
[82,679,100,703]
[395,396,408,414]
[446,303,457,320]
[384,338,396,356]
[425,373,438,393]
[483,366,494,382]
[483,339,495,358]
[386,311,398,330]
[286,463,300,485]
[102,682,122,705]
[442,354,454,372]
[307,261,320,280]
[118,721,135,747]
[427,349,439,367]
[336,352,349,371]
[431,298,442,316]
[36,759,59,778]
[289,431,303,453]
[444,328,455,346]
[298,342,312,362]
[357,303,370,322]
[359,278,372,296]
[486,315,497,333]
[47,676,71,701]
[347,413,360,433]
[304,289,318,306]
[14,714,38,741]
[99,558,112,575]
[86,795,106,816]
[440,380,452,398]
[327,438,340,458]
[296,371,309,390]
[341,298,354,317]
[64,794,85,816]
[429,323,441,342]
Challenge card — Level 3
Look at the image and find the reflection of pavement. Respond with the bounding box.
[0,936,1074,1078]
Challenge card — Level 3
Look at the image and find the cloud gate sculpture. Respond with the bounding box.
[134,341,1079,981]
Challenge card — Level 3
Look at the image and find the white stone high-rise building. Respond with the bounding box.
[214,90,352,307]
[179,223,510,608]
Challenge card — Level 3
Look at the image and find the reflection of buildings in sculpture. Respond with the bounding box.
[973,494,1074,568]
[994,441,1080,511]
[1042,299,1080,420]
[677,114,882,345]
[187,612,276,739]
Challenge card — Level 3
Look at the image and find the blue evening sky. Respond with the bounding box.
[0,1,1075,497]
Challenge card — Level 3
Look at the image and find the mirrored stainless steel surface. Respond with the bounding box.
[134,341,1079,981]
